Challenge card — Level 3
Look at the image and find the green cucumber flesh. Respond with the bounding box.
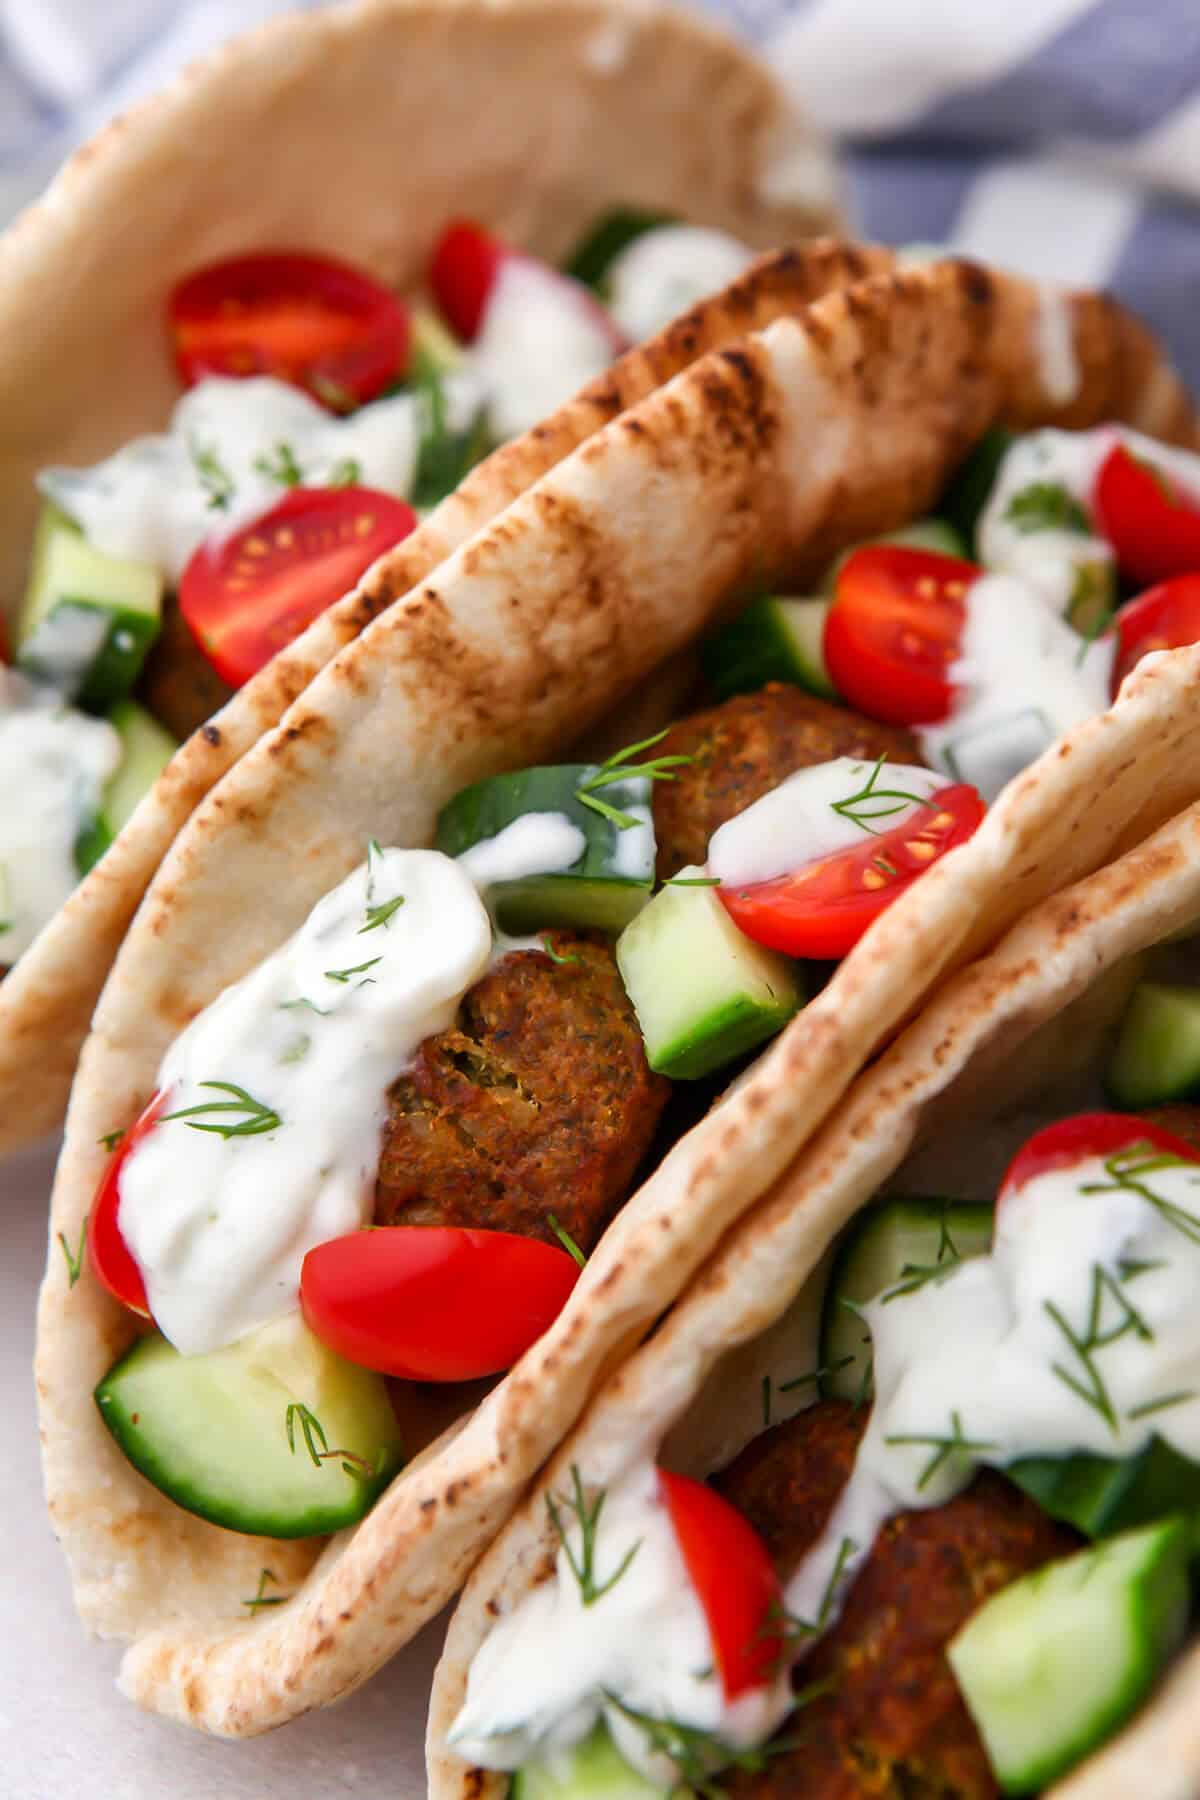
[564,209,676,292]
[1008,1435,1200,1541]
[17,503,163,709]
[1106,981,1200,1108]
[95,1311,404,1537]
[512,1726,675,1799]
[1067,556,1117,638]
[437,764,654,934]
[820,516,967,592]
[948,1517,1190,1794]
[820,1197,992,1402]
[615,866,802,1080]
[76,700,178,875]
[410,305,466,375]
[701,596,836,702]
[939,428,1016,555]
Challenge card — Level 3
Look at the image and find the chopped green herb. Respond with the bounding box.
[547,1213,587,1269]
[778,1355,854,1394]
[1004,481,1090,536]
[575,730,691,831]
[279,996,330,1016]
[540,937,581,966]
[284,1401,375,1480]
[325,957,383,984]
[242,1568,289,1613]
[57,1220,87,1288]
[830,755,937,838]
[188,436,236,511]
[884,1408,999,1491]
[359,894,406,934]
[881,1204,966,1303]
[546,1466,641,1607]
[98,1127,125,1152]
[1127,1389,1195,1422]
[1044,1262,1155,1434]
[253,441,304,488]
[601,1691,827,1800]
[1081,1147,1200,1246]
[162,1081,282,1140]
[327,457,361,488]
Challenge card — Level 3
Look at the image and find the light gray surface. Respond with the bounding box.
[0,1133,442,1800]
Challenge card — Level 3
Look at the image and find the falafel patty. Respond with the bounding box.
[1141,1103,1200,1155]
[135,593,236,743]
[715,1401,1079,1799]
[375,931,670,1252]
[651,685,927,881]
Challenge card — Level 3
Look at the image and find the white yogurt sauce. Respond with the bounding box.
[449,1459,793,1784]
[707,757,945,888]
[784,1147,1200,1642]
[918,573,1115,803]
[457,813,587,891]
[119,848,491,1355]
[0,677,121,962]
[1033,283,1081,409]
[40,376,427,583]
[471,258,618,441]
[606,226,755,344]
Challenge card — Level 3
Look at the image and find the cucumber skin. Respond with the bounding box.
[940,428,1016,555]
[647,987,798,1081]
[1007,1435,1200,1541]
[701,596,837,703]
[1106,982,1200,1108]
[564,209,675,292]
[950,1518,1190,1794]
[76,701,178,875]
[95,1328,404,1539]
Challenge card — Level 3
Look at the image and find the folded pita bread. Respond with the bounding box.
[428,767,1200,1800]
[0,0,838,1155]
[37,255,1200,1738]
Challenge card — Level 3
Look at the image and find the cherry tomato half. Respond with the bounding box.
[300,1226,583,1382]
[660,1469,783,1700]
[1112,574,1200,694]
[824,546,979,726]
[999,1111,1200,1211]
[87,1090,169,1315]
[169,251,409,410]
[179,485,417,688]
[1094,443,1200,589]
[430,221,507,342]
[719,782,985,962]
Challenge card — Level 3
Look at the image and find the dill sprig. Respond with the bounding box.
[778,1356,854,1397]
[880,1205,969,1304]
[1004,481,1090,536]
[768,1535,858,1663]
[57,1220,87,1287]
[253,441,304,488]
[325,956,382,984]
[98,1127,125,1152]
[161,1081,282,1139]
[541,937,581,966]
[575,731,692,832]
[1127,1389,1195,1422]
[279,996,329,1016]
[242,1568,289,1613]
[829,755,937,838]
[188,436,236,511]
[284,1401,376,1480]
[547,1213,587,1269]
[327,456,361,488]
[884,1408,998,1491]
[360,894,405,934]
[1044,1262,1154,1434]
[601,1689,829,1800]
[1081,1147,1200,1246]
[545,1466,641,1606]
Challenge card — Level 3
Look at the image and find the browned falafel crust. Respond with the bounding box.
[135,592,236,743]
[714,1401,1079,1799]
[374,931,670,1252]
[651,685,926,881]
[1140,1103,1200,1155]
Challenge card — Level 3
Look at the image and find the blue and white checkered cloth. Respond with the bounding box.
[3,0,1199,388]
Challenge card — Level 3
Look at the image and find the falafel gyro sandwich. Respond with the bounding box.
[37,249,1200,1741]
[430,791,1200,1800]
[0,0,835,1155]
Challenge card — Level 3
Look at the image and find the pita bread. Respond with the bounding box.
[36,258,1200,1737]
[0,0,839,1155]
[428,790,1200,1800]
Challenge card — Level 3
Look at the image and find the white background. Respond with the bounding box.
[0,1134,441,1799]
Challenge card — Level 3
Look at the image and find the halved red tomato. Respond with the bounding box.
[169,251,409,410]
[659,1469,783,1699]
[1112,574,1200,694]
[1094,443,1200,589]
[824,546,979,725]
[300,1226,582,1382]
[179,485,417,688]
[88,1090,169,1316]
[998,1111,1200,1212]
[719,782,984,961]
[430,221,507,342]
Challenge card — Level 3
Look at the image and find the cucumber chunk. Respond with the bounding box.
[615,866,802,1079]
[75,700,178,874]
[95,1311,404,1537]
[819,516,968,592]
[820,1197,992,1402]
[1106,981,1200,1108]
[512,1726,675,1799]
[702,597,836,702]
[948,1518,1190,1794]
[1008,1435,1200,1540]
[410,304,466,375]
[564,209,675,292]
[17,503,163,709]
[940,428,1016,555]
[437,765,654,934]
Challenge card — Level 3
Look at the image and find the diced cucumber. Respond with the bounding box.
[437,765,654,934]
[941,709,1053,803]
[410,304,466,375]
[940,428,1016,555]
[948,1518,1190,1794]
[1067,556,1117,638]
[819,516,968,592]
[564,209,675,293]
[1106,982,1200,1108]
[819,1197,993,1402]
[17,503,163,709]
[512,1726,675,1799]
[1008,1436,1200,1541]
[75,700,178,874]
[615,866,802,1079]
[94,1311,404,1538]
[701,597,836,702]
